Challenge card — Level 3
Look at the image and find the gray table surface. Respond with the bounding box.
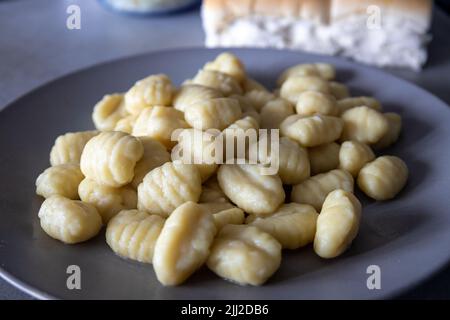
[1,0,449,300]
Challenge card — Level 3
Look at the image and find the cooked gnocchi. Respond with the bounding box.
[106,209,164,263]
[38,196,102,244]
[207,224,282,286]
[137,162,202,217]
[357,156,408,200]
[36,164,84,200]
[153,202,216,286]
[80,131,143,187]
[36,53,411,287]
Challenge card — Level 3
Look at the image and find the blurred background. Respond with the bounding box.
[0,0,450,299]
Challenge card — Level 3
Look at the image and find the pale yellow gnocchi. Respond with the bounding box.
[373,112,402,149]
[341,106,389,144]
[259,98,294,130]
[38,196,102,244]
[36,164,84,200]
[203,52,246,82]
[339,140,375,177]
[280,114,343,147]
[314,189,362,258]
[217,164,285,216]
[132,106,189,149]
[248,203,318,249]
[337,96,382,114]
[50,131,98,166]
[191,69,243,96]
[329,81,350,100]
[244,90,276,111]
[92,93,128,131]
[357,156,408,200]
[106,209,165,263]
[184,98,242,131]
[153,202,217,286]
[280,76,330,104]
[207,224,281,286]
[114,114,138,134]
[124,74,174,114]
[199,176,230,203]
[173,84,223,112]
[296,91,338,116]
[80,131,143,187]
[291,169,354,211]
[78,178,137,223]
[137,162,202,217]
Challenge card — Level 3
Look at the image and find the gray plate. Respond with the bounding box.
[1,48,450,300]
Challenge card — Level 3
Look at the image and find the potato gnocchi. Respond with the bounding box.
[36,53,410,287]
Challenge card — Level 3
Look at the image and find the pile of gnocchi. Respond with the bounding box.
[36,52,408,286]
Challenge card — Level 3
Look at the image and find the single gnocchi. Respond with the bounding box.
[280,114,343,147]
[217,164,285,216]
[256,136,310,185]
[153,201,217,286]
[203,52,246,82]
[341,106,389,144]
[106,209,165,263]
[280,76,330,104]
[114,114,138,134]
[92,93,128,131]
[242,77,268,93]
[124,74,174,114]
[137,162,202,217]
[259,98,294,130]
[357,156,408,200]
[184,98,242,131]
[36,164,84,199]
[207,224,282,286]
[132,137,171,188]
[308,142,340,175]
[50,131,98,166]
[173,84,223,112]
[80,131,143,187]
[38,196,102,244]
[248,203,318,249]
[295,91,338,116]
[339,141,375,177]
[78,178,137,223]
[291,169,354,211]
[314,189,362,258]
[132,106,189,149]
[191,69,243,96]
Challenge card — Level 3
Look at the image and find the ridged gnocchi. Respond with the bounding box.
[124,74,174,114]
[191,69,243,96]
[245,90,276,111]
[153,202,217,286]
[256,136,310,185]
[207,225,282,286]
[259,98,294,129]
[173,84,223,112]
[80,131,143,187]
[137,162,202,217]
[36,164,84,199]
[38,196,102,244]
[280,114,343,147]
[339,141,375,177]
[291,169,354,211]
[217,164,285,216]
[114,114,138,134]
[132,137,171,188]
[184,98,242,130]
[78,178,137,223]
[132,106,188,149]
[106,209,165,263]
[50,131,98,166]
[314,189,362,258]
[357,156,408,200]
[203,52,246,82]
[248,203,318,249]
[308,142,340,175]
[295,91,338,116]
[92,94,128,131]
[280,76,330,104]
[341,106,389,144]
